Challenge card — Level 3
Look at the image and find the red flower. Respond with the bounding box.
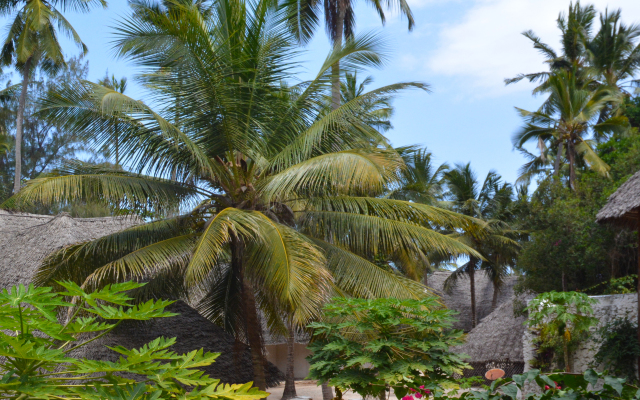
[415,394,422,398]
[424,390,431,395]
[545,386,550,390]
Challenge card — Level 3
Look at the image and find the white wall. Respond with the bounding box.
[523,293,638,373]
[265,343,312,379]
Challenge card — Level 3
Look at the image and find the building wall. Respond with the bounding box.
[523,293,638,373]
[265,343,312,379]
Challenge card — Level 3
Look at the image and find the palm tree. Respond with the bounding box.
[0,0,106,193]
[96,74,127,167]
[513,69,629,189]
[388,146,448,206]
[442,164,520,327]
[3,0,480,390]
[505,1,596,92]
[339,72,394,132]
[281,0,415,109]
[587,8,640,92]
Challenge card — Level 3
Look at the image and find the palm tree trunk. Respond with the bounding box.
[567,140,577,190]
[231,234,267,391]
[553,140,563,176]
[491,281,499,312]
[13,58,32,193]
[281,323,297,400]
[331,0,346,110]
[469,259,477,328]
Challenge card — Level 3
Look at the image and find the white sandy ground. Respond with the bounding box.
[265,380,365,400]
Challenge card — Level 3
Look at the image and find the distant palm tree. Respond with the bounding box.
[4,0,478,390]
[443,164,520,327]
[0,0,106,193]
[281,0,415,109]
[587,8,640,92]
[96,74,127,167]
[340,72,394,132]
[388,146,448,206]
[513,69,629,189]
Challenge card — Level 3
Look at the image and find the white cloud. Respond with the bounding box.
[426,0,640,95]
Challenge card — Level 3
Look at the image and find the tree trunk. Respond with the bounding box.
[562,335,571,373]
[469,259,477,328]
[331,0,346,110]
[281,323,297,400]
[491,281,499,312]
[322,382,334,400]
[567,140,577,190]
[14,58,32,193]
[231,234,267,391]
[553,140,563,177]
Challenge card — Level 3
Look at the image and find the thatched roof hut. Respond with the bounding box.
[453,295,533,363]
[426,271,517,332]
[0,210,283,386]
[0,210,141,287]
[71,300,283,386]
[596,170,640,228]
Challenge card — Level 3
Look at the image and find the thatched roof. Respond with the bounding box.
[596,170,640,228]
[453,295,534,363]
[70,300,283,386]
[426,270,517,332]
[0,210,141,288]
[0,210,283,386]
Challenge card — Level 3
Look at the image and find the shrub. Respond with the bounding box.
[526,291,598,372]
[0,281,268,400]
[594,317,640,382]
[306,297,469,400]
[434,369,639,400]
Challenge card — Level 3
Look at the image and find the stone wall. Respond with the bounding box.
[523,293,638,373]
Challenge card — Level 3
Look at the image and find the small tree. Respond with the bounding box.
[526,291,598,372]
[0,281,268,400]
[307,297,469,400]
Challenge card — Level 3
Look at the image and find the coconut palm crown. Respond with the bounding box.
[2,0,482,390]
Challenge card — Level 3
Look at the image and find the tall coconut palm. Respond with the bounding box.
[96,74,127,167]
[514,69,629,190]
[3,0,480,390]
[442,164,520,327]
[505,1,596,92]
[387,146,448,206]
[0,0,106,193]
[339,72,394,132]
[587,8,640,92]
[281,0,415,110]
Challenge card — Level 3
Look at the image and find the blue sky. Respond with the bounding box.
[25,0,640,185]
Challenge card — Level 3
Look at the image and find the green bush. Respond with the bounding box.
[0,281,268,400]
[594,317,640,382]
[526,291,598,372]
[306,297,469,400]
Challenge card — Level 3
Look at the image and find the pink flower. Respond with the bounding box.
[402,396,413,400]
[419,386,425,390]
[409,389,416,392]
[424,390,430,395]
[545,386,550,390]
[415,393,422,398]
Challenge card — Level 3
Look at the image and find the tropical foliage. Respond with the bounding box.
[1,0,481,390]
[426,369,640,400]
[0,281,268,400]
[526,291,598,373]
[442,163,520,327]
[306,297,468,400]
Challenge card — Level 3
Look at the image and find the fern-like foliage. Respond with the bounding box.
[0,282,268,400]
